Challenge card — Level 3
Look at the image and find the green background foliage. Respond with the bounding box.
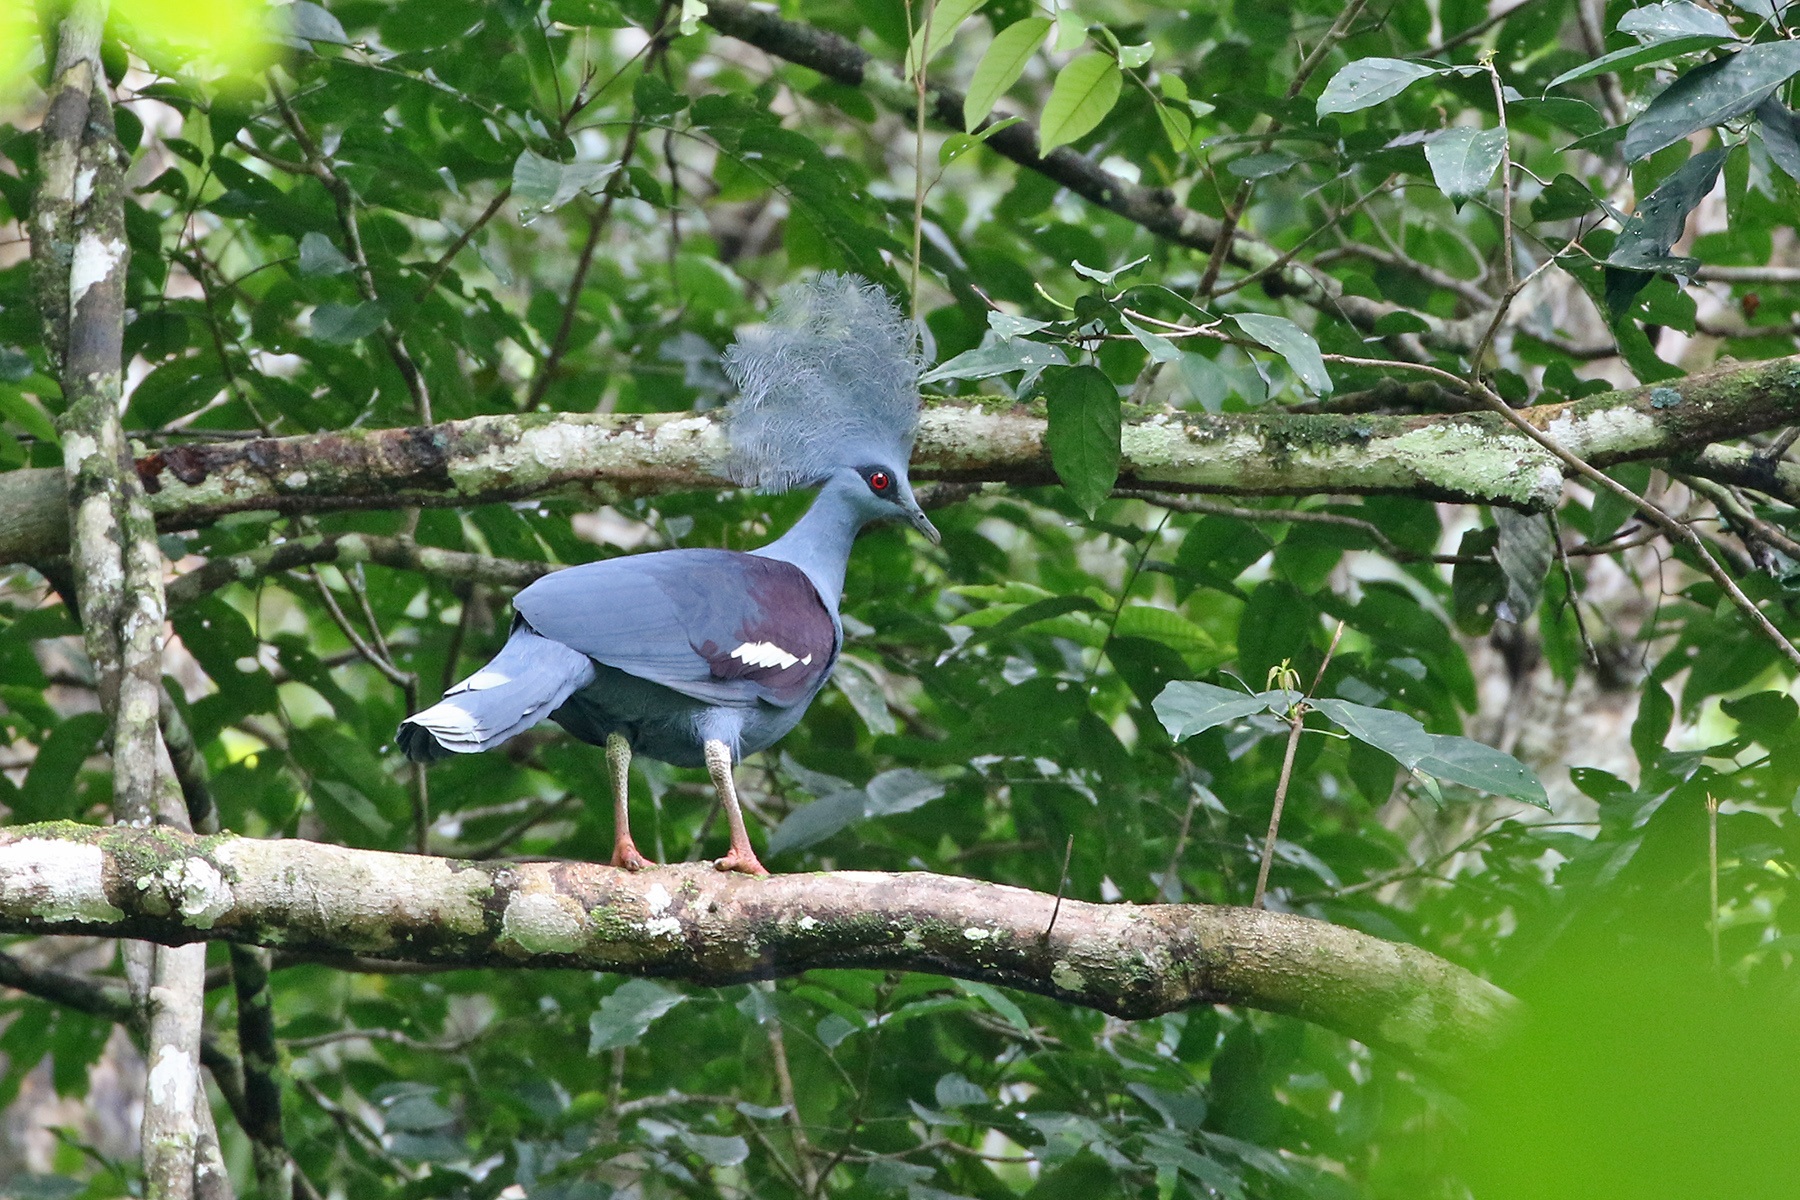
[3,0,1800,1195]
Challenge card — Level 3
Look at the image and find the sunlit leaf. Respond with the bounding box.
[1316,58,1440,117]
[964,17,1051,129]
[1039,53,1123,153]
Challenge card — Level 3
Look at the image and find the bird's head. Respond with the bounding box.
[823,460,940,544]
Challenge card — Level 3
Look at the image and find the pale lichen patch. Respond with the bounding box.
[645,882,673,915]
[146,1044,197,1112]
[168,857,233,928]
[501,891,587,954]
[69,234,126,309]
[0,839,124,923]
[1051,961,1086,992]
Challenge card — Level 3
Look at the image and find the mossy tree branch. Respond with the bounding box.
[0,822,1516,1073]
[4,354,1799,568]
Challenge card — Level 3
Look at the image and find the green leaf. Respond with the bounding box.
[1424,127,1506,210]
[1315,58,1440,117]
[680,1130,750,1167]
[1122,316,1181,362]
[1415,735,1550,808]
[935,1072,988,1108]
[1112,605,1215,654]
[1231,313,1332,395]
[1153,680,1272,741]
[1052,8,1086,52]
[1155,101,1194,154]
[1532,172,1601,221]
[1309,699,1435,768]
[1546,35,1733,90]
[1623,42,1800,161]
[1605,147,1727,277]
[512,149,617,212]
[298,231,353,277]
[963,593,1104,643]
[920,338,1068,383]
[1043,364,1122,515]
[588,980,687,1052]
[907,0,988,81]
[548,0,627,26]
[1493,509,1554,623]
[1039,53,1123,153]
[1755,97,1800,180]
[964,17,1051,129]
[633,73,688,117]
[1617,2,1736,42]
[16,712,107,822]
[309,300,385,344]
[767,789,864,856]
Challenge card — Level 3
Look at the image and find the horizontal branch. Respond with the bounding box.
[4,354,1796,566]
[0,822,1514,1070]
[163,531,553,607]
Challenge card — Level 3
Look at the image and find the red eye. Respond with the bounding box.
[868,471,891,492]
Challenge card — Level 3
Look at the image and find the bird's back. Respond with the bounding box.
[400,547,839,765]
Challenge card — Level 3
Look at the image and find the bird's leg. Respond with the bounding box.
[704,738,769,876]
[606,733,653,871]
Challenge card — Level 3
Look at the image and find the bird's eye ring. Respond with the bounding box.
[868,470,891,492]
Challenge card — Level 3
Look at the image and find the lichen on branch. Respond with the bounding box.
[0,822,1516,1071]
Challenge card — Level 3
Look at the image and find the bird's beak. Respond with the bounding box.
[905,503,941,545]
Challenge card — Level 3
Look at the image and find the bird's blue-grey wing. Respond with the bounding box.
[513,549,837,707]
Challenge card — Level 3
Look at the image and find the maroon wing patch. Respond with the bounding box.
[695,558,837,705]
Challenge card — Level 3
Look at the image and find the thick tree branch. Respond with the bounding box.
[0,822,1515,1071]
[6,354,1798,567]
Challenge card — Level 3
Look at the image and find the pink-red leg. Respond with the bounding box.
[704,738,769,876]
[606,733,654,871]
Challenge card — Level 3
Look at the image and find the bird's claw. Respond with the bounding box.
[713,849,769,876]
[612,843,656,872]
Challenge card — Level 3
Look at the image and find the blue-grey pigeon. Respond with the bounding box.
[397,274,937,874]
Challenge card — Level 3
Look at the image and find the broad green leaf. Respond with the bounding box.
[1310,699,1436,769]
[907,0,988,80]
[1511,97,1605,136]
[1156,101,1193,154]
[1415,734,1550,808]
[965,17,1051,129]
[1118,41,1153,69]
[298,231,352,276]
[588,980,687,1052]
[1531,172,1601,221]
[1043,364,1122,514]
[935,1073,988,1108]
[954,979,1031,1032]
[1153,680,1273,741]
[1623,42,1800,160]
[1053,8,1086,52]
[1424,126,1506,210]
[863,768,946,816]
[1493,509,1554,623]
[548,0,628,26]
[832,660,896,735]
[310,300,385,344]
[1756,97,1800,180]
[767,789,864,855]
[512,149,616,212]
[1039,53,1123,153]
[1315,58,1440,117]
[1227,151,1299,180]
[1546,35,1732,90]
[960,593,1104,642]
[920,337,1067,383]
[1122,316,1181,362]
[1231,313,1332,395]
[679,1131,750,1167]
[1617,2,1736,41]
[1072,254,1149,285]
[284,1,349,44]
[1112,605,1215,654]
[1605,147,1727,276]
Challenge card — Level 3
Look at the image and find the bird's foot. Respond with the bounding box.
[611,842,656,872]
[713,848,769,877]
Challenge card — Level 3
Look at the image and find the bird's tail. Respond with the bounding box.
[397,626,595,762]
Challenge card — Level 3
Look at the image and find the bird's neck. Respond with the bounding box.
[753,483,864,611]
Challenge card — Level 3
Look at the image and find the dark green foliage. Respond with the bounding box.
[4,0,1800,1194]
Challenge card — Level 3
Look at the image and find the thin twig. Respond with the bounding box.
[1548,510,1599,666]
[1254,622,1345,908]
[1041,835,1075,942]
